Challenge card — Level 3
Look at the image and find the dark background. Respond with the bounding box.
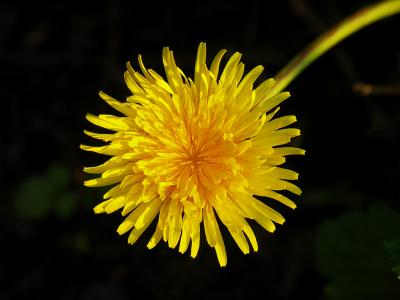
[1,0,400,299]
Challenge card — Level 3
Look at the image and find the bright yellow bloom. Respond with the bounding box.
[81,43,304,266]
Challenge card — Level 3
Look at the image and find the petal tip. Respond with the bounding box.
[84,179,94,187]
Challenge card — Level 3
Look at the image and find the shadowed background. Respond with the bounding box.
[1,0,400,299]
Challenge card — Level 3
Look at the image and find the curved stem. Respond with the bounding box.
[267,1,400,98]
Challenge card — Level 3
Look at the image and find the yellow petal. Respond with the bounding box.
[135,197,162,229]
[228,228,250,254]
[252,197,285,225]
[86,114,130,131]
[178,214,191,254]
[84,176,124,187]
[105,196,127,214]
[147,224,163,249]
[117,203,148,235]
[100,92,135,117]
[190,220,200,259]
[93,199,113,214]
[254,91,290,114]
[210,49,227,78]
[243,222,258,252]
[219,52,242,87]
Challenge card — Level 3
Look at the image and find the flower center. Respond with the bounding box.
[185,127,223,167]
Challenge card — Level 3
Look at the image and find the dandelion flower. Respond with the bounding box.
[81,43,304,266]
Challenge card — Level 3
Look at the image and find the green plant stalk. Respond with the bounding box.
[268,1,400,98]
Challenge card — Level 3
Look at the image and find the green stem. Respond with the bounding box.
[268,1,400,98]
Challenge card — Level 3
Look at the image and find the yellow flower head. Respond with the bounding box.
[81,42,304,267]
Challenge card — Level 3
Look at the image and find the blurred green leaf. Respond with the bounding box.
[53,193,75,219]
[14,176,54,220]
[61,232,90,253]
[368,205,400,241]
[14,163,78,220]
[47,163,70,189]
[385,239,400,278]
[317,203,400,299]
[325,272,400,300]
